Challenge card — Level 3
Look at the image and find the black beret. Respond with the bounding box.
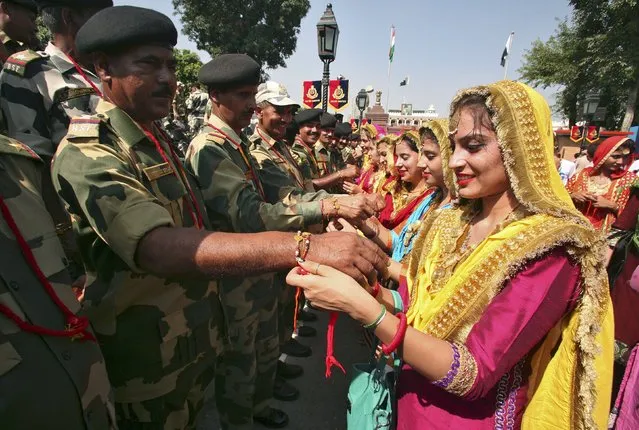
[349,133,360,140]
[294,108,322,125]
[320,113,337,129]
[75,6,176,55]
[199,54,261,89]
[10,0,37,13]
[334,122,352,138]
[36,0,112,9]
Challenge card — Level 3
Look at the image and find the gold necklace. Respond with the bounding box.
[587,175,612,196]
[428,204,525,294]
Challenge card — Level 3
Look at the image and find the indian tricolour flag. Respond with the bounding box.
[389,26,396,64]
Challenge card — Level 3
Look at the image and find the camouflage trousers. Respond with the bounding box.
[216,274,279,430]
[276,272,296,346]
[115,351,218,430]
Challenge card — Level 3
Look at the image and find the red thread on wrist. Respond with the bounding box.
[371,282,381,298]
[381,312,407,355]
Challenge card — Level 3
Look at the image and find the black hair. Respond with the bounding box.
[418,126,439,145]
[586,143,599,159]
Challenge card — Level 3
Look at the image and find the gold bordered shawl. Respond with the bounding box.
[406,81,613,430]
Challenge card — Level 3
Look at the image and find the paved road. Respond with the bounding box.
[197,310,371,430]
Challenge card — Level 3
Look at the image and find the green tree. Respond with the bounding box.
[174,48,202,89]
[172,0,311,69]
[519,0,639,130]
[36,16,51,50]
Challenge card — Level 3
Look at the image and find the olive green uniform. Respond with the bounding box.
[51,99,225,429]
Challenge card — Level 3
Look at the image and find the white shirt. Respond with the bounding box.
[558,159,576,185]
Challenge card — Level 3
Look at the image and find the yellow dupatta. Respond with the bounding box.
[406,81,613,429]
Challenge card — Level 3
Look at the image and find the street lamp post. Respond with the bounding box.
[580,91,600,150]
[316,4,339,112]
[355,88,369,131]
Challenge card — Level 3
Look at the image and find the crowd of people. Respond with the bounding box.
[0,1,638,430]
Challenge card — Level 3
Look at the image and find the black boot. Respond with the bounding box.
[277,360,303,379]
[273,376,299,401]
[280,338,312,358]
[254,407,289,428]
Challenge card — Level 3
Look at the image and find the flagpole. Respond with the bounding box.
[503,32,514,80]
[386,26,395,110]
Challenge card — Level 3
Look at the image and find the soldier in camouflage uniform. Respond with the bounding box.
[314,112,335,177]
[0,0,37,64]
[0,0,112,280]
[290,108,358,192]
[185,85,209,137]
[249,81,385,401]
[53,7,391,429]
[0,133,115,429]
[187,59,383,430]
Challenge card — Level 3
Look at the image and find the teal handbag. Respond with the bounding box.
[347,291,402,430]
[346,354,396,430]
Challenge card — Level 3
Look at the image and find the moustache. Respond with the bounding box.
[152,87,174,98]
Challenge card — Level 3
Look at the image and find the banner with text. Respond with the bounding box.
[302,81,322,109]
[328,79,349,112]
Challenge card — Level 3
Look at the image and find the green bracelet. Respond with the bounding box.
[363,304,387,330]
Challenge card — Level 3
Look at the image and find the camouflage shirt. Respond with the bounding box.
[185,115,324,233]
[185,90,209,118]
[290,136,320,181]
[0,135,115,428]
[250,126,329,204]
[314,140,333,176]
[0,42,100,157]
[51,99,224,404]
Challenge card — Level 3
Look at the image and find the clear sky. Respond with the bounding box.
[115,0,572,118]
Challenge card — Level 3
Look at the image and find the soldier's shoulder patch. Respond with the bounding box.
[67,116,104,139]
[3,50,48,77]
[0,135,41,161]
[205,132,227,145]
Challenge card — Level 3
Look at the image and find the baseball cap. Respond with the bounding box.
[256,81,298,107]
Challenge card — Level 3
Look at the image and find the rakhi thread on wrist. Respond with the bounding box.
[293,231,312,333]
[294,234,345,378]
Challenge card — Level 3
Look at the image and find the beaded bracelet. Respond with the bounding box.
[363,304,386,329]
[331,197,340,217]
[294,231,312,263]
[381,312,407,355]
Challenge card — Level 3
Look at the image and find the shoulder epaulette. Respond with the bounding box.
[0,134,41,161]
[205,132,226,145]
[66,116,103,139]
[3,50,48,77]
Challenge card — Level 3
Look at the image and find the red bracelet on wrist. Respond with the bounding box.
[371,282,381,298]
[381,312,407,355]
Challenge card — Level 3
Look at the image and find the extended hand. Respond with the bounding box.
[307,232,389,285]
[342,181,363,194]
[335,193,386,221]
[286,260,375,317]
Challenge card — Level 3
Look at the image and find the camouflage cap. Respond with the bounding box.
[75,6,176,55]
[9,0,38,13]
[35,0,113,9]
[199,54,261,90]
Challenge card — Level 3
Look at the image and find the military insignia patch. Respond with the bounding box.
[143,162,174,181]
[3,50,46,77]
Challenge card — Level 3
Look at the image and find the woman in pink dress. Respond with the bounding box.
[286,81,614,429]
